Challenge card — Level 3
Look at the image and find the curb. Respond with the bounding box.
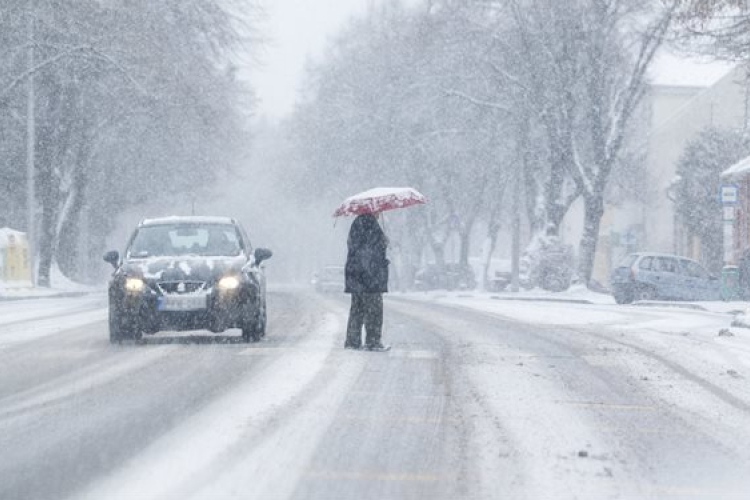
[488,296,595,305]
[0,291,92,302]
[630,300,707,311]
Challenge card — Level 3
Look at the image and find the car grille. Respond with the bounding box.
[157,281,207,295]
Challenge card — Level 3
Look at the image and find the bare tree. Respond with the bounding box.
[0,0,259,285]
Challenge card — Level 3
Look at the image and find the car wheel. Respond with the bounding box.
[635,286,656,301]
[242,300,262,343]
[613,289,633,304]
[242,322,260,343]
[109,305,122,343]
[109,304,142,343]
[258,303,267,338]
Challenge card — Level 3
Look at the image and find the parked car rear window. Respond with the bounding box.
[655,257,677,273]
[638,256,653,270]
[684,260,710,279]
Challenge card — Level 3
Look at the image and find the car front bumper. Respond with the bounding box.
[116,288,253,333]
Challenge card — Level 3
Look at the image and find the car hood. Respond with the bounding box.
[124,256,246,283]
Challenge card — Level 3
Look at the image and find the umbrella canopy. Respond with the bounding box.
[333,187,427,217]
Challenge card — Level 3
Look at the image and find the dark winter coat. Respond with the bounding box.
[345,214,389,294]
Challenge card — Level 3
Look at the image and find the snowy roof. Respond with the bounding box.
[0,227,27,246]
[722,155,750,179]
[140,216,236,226]
[649,52,735,88]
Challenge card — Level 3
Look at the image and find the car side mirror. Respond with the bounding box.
[103,250,120,268]
[254,247,273,265]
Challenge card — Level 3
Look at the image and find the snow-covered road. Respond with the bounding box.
[1,290,749,500]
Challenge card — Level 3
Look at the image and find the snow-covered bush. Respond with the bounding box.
[520,236,575,292]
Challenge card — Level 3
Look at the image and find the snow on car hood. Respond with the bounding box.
[124,255,246,282]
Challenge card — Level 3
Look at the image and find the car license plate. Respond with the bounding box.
[158,294,207,311]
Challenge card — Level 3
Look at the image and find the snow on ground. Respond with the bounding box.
[0,264,101,300]
[399,289,750,412]
[0,295,107,348]
[73,310,368,500]
[400,289,750,356]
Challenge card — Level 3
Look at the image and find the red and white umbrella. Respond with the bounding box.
[333,187,427,217]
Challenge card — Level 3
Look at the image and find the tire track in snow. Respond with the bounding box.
[0,309,107,348]
[0,345,178,420]
[71,297,365,500]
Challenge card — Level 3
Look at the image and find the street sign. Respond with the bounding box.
[724,222,735,264]
[724,206,736,221]
[721,184,739,204]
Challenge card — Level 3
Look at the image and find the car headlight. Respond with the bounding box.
[125,277,145,292]
[217,276,240,290]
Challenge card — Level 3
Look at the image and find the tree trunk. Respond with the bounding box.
[36,202,56,287]
[34,80,76,287]
[577,193,605,287]
[56,183,86,281]
[482,223,500,291]
[458,223,473,268]
[57,135,92,282]
[431,241,446,268]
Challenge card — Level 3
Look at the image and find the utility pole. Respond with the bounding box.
[510,165,521,293]
[511,118,528,293]
[26,7,36,285]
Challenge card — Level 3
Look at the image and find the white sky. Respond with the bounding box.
[250,1,735,120]
[251,0,370,120]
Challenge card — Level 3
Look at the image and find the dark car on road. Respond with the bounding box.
[414,263,477,291]
[104,216,272,343]
[610,252,720,304]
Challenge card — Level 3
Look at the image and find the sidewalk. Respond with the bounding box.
[402,284,748,315]
[0,267,101,301]
[0,288,94,301]
[397,287,750,396]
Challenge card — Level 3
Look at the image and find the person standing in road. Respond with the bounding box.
[344,213,390,351]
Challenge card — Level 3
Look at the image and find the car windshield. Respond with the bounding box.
[128,224,242,258]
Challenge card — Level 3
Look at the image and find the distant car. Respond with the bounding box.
[610,252,721,304]
[486,270,512,292]
[414,263,476,291]
[103,216,272,343]
[313,266,345,293]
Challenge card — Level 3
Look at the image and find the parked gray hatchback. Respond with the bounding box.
[610,252,721,304]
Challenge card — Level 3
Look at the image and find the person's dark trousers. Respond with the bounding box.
[345,293,383,347]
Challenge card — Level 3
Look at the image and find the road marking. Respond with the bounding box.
[236,345,335,355]
[389,349,439,360]
[337,414,449,424]
[652,485,734,497]
[36,348,98,359]
[305,470,441,482]
[237,347,441,359]
[582,354,629,367]
[348,391,438,398]
[237,347,293,355]
[556,400,654,411]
